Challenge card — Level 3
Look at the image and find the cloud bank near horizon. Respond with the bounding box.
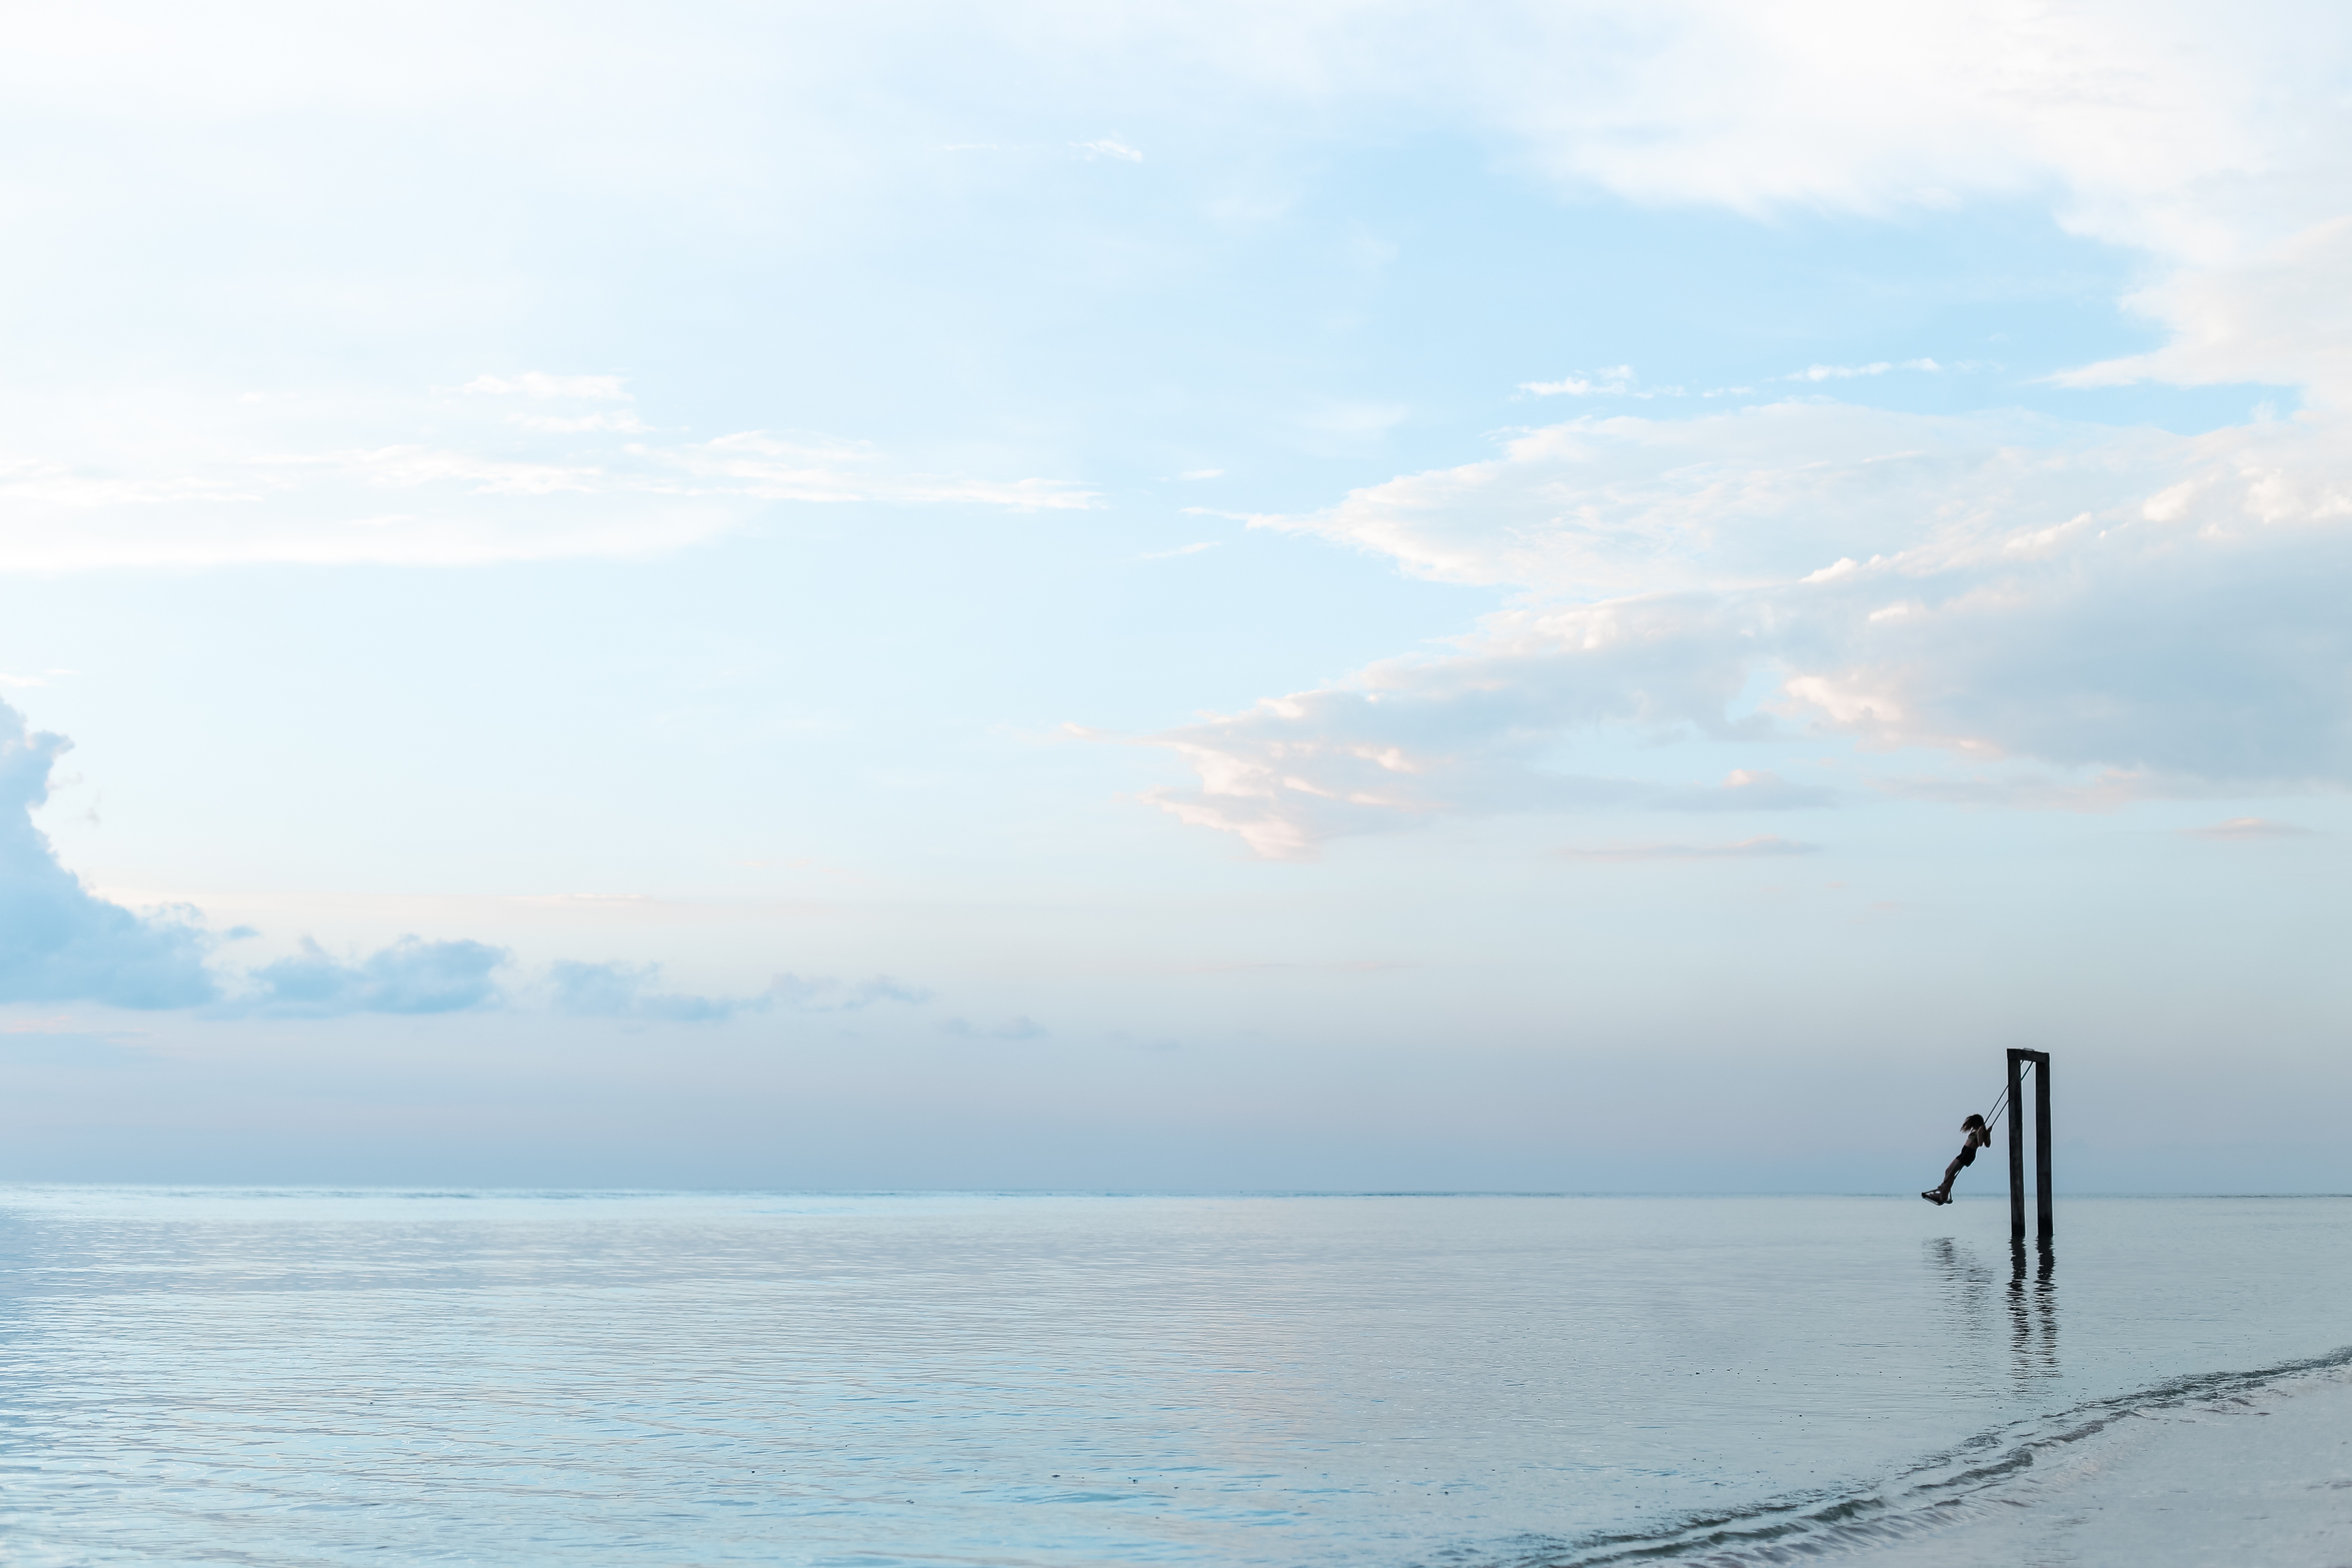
[0,699,944,1021]
[547,962,934,1024]
[0,703,216,1008]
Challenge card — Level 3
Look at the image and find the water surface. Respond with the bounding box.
[0,1190,2343,1564]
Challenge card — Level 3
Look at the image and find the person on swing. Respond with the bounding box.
[1922,1114,1993,1205]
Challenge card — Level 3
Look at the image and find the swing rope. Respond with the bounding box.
[1984,1060,2030,1131]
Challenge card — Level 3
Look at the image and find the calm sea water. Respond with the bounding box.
[0,1189,2344,1565]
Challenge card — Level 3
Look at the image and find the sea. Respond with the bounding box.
[0,1188,2344,1565]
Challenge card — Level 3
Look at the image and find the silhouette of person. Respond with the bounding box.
[1923,1114,1992,1205]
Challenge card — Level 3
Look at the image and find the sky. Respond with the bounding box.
[0,0,2346,1191]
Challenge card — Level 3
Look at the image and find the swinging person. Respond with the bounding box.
[1921,1114,1994,1205]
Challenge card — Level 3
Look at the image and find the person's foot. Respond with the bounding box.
[1920,1190,1946,1204]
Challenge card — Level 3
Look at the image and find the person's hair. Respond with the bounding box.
[1962,1114,1987,1131]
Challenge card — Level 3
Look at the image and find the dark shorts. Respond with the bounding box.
[1953,1145,1978,1168]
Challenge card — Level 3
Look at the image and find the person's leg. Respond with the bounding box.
[1932,1154,1966,1200]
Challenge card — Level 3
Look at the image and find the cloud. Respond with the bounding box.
[1787,359,1942,382]
[1131,653,1838,859]
[224,937,507,1017]
[1133,397,2352,856]
[1519,367,1687,399]
[1412,3,2335,264]
[1072,138,1142,162]
[463,373,631,401]
[550,962,933,1022]
[1244,401,2165,594]
[2179,817,2320,840]
[0,380,1098,571]
[215,952,932,1024]
[1,697,946,1019]
[1,4,2325,262]
[835,2,2333,271]
[2059,216,2352,408]
[0,700,216,1008]
[770,973,934,1011]
[671,432,1099,511]
[1522,367,1637,397]
[1559,836,1819,861]
[514,412,651,435]
[548,960,746,1023]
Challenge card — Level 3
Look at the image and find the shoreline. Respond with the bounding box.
[1812,1366,2352,1566]
[1555,1357,2352,1567]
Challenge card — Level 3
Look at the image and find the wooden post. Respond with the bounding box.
[2006,1048,2052,1241]
[2007,1049,2027,1241]
[2034,1052,2053,1241]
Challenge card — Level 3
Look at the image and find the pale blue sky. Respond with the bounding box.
[2,1,2346,1190]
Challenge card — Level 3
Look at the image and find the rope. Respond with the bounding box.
[1983,1060,2030,1131]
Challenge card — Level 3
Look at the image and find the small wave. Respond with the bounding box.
[1482,1343,2352,1567]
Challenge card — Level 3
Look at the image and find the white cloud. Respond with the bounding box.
[0,383,1099,570]
[850,0,2335,277]
[2060,217,2352,408]
[1788,359,1942,382]
[1246,402,2175,596]
[1430,2,2337,263]
[6,3,2343,282]
[1133,658,1840,857]
[668,432,1100,511]
[1522,367,1636,396]
[8,2,2349,853]
[1137,399,2352,856]
[516,412,652,434]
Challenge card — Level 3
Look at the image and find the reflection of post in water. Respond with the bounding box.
[2007,1239,2058,1386]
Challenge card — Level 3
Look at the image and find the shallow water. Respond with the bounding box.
[0,1190,2344,1565]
